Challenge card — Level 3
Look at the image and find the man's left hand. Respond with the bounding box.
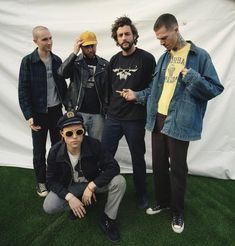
[82,183,97,206]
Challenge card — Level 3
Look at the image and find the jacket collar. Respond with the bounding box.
[31,48,59,63]
[76,53,107,69]
[187,41,197,54]
[56,136,94,163]
[165,41,197,55]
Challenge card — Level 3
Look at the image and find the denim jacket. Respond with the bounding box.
[58,53,109,115]
[18,48,67,120]
[135,41,224,141]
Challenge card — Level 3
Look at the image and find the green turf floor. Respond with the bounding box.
[0,167,234,246]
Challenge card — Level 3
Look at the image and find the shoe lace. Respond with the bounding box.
[173,215,183,226]
[38,183,47,191]
[105,219,116,232]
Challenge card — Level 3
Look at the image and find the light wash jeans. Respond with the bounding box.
[81,113,104,141]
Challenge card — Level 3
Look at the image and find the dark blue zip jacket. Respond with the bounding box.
[18,48,67,120]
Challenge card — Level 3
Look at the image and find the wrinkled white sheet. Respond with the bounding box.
[0,0,234,179]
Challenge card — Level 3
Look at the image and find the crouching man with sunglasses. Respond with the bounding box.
[43,110,126,243]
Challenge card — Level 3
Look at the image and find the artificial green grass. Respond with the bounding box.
[0,167,234,246]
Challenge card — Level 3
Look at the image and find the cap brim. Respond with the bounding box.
[82,41,97,46]
[61,120,83,128]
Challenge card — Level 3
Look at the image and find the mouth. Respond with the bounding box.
[71,141,79,144]
[121,42,129,46]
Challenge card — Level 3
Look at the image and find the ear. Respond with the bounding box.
[82,124,86,135]
[174,26,179,33]
[60,130,65,141]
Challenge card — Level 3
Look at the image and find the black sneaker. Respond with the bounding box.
[171,214,184,233]
[68,210,77,220]
[146,204,170,215]
[99,213,120,243]
[36,183,48,197]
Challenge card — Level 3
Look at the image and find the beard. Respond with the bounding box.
[119,40,135,52]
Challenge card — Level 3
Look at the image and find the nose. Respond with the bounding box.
[121,34,128,41]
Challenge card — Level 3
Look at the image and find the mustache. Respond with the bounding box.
[121,41,131,45]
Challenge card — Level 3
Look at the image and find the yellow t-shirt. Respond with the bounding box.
[158,43,191,115]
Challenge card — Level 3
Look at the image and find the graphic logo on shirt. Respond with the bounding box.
[86,65,96,88]
[113,66,138,80]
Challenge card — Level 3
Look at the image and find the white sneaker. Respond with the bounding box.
[146,204,170,215]
[36,183,48,197]
[171,214,184,233]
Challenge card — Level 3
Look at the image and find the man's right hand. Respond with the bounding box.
[68,196,86,218]
[116,89,137,101]
[73,39,84,55]
[28,118,41,131]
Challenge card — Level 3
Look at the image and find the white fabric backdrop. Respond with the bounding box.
[0,0,234,179]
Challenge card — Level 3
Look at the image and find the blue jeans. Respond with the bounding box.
[32,104,62,183]
[101,117,147,199]
[81,113,105,141]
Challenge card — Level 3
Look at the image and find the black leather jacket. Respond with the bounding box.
[46,136,120,199]
[58,53,109,114]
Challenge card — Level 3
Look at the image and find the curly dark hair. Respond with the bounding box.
[111,16,139,46]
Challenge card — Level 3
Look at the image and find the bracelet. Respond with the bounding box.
[87,184,94,193]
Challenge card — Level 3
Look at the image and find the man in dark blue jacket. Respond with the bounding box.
[18,26,67,197]
[43,111,126,243]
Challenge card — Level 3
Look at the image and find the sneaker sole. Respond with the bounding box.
[146,207,170,215]
[171,223,184,233]
[37,191,48,197]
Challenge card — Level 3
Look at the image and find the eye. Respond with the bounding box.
[65,131,73,137]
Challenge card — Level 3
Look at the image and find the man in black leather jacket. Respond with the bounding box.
[58,31,109,141]
[43,111,126,243]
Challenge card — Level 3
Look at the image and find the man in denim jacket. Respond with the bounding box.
[119,13,224,233]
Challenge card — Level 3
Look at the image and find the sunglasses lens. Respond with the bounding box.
[64,129,84,137]
[76,129,84,135]
[65,131,73,137]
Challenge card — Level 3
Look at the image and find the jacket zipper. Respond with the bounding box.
[65,159,74,185]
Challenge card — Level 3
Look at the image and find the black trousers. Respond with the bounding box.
[151,113,189,215]
[102,117,147,199]
[32,105,63,183]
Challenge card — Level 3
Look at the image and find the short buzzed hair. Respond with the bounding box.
[32,26,49,40]
[153,13,178,31]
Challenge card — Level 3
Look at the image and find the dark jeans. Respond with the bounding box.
[152,113,189,215]
[32,104,63,183]
[101,116,147,199]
